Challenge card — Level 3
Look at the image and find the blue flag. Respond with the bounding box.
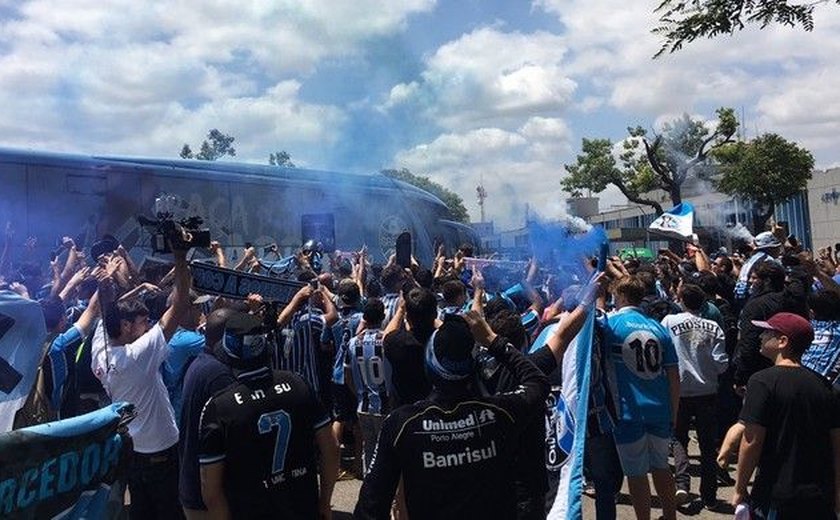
[0,402,134,519]
[548,241,608,519]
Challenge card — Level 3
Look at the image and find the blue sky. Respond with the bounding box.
[1,0,839,228]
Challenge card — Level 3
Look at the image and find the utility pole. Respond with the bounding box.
[476,184,487,222]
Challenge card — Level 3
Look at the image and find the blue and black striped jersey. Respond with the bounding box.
[273,306,326,396]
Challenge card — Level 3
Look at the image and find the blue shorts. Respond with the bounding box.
[613,421,671,477]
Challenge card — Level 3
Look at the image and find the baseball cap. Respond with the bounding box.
[222,312,269,361]
[751,312,813,352]
[425,314,476,382]
[754,231,782,250]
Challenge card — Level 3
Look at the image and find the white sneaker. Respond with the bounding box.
[675,489,691,506]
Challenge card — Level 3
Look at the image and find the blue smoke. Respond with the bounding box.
[526,219,608,285]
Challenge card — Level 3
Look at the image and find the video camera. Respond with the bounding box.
[138,195,211,254]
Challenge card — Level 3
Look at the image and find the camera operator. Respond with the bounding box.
[92,241,192,520]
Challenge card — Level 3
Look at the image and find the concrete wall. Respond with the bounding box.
[807,168,840,248]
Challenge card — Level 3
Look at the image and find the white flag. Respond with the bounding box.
[648,202,695,241]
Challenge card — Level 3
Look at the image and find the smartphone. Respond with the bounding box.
[396,231,412,268]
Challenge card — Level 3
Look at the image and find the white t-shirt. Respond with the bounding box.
[92,322,179,453]
[660,312,728,397]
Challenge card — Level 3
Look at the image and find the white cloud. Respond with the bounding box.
[535,0,840,167]
[384,27,576,130]
[0,0,434,161]
[394,124,580,227]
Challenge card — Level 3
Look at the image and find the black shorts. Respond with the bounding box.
[332,383,358,423]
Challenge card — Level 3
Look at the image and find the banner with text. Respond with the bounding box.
[0,402,133,519]
[190,262,304,304]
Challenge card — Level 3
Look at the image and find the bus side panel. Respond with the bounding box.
[26,165,107,256]
[0,164,29,261]
[101,168,144,249]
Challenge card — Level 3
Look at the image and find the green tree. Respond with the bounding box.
[562,137,665,214]
[714,133,814,233]
[653,0,840,57]
[180,129,236,161]
[562,108,737,214]
[269,151,295,167]
[381,168,470,223]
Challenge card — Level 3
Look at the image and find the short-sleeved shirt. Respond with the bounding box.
[604,306,678,424]
[383,329,431,407]
[354,344,549,520]
[198,368,331,519]
[178,351,235,510]
[803,320,840,387]
[381,293,401,327]
[92,323,179,453]
[274,307,326,396]
[739,366,840,507]
[660,312,728,397]
[47,324,83,412]
[348,329,391,415]
[322,310,363,385]
[165,328,206,421]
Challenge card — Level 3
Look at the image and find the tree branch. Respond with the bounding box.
[643,136,675,190]
[613,175,664,215]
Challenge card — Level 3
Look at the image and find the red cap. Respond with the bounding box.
[751,312,814,352]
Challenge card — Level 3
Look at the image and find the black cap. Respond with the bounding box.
[222,312,269,360]
[426,314,475,381]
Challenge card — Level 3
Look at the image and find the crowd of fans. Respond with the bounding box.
[1,220,839,520]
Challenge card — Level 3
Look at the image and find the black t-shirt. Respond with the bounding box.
[493,345,557,499]
[739,365,840,507]
[178,351,236,510]
[355,343,549,520]
[383,329,431,406]
[199,368,331,519]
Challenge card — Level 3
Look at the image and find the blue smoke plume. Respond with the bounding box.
[526,218,608,286]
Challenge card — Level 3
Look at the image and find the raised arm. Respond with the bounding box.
[470,269,485,316]
[383,296,406,336]
[463,310,549,417]
[233,245,256,272]
[542,273,604,363]
[209,241,227,268]
[319,286,338,327]
[277,285,313,328]
[158,248,191,342]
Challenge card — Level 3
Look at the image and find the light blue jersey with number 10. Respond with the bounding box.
[604,306,678,424]
[349,329,391,416]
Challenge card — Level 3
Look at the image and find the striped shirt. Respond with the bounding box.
[381,293,401,327]
[323,310,363,385]
[803,320,840,388]
[437,305,462,321]
[273,307,326,395]
[348,329,391,416]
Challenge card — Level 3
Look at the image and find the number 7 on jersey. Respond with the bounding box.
[258,410,292,474]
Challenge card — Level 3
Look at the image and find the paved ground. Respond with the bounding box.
[330,435,737,519]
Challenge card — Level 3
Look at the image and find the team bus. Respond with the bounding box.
[0,148,478,266]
